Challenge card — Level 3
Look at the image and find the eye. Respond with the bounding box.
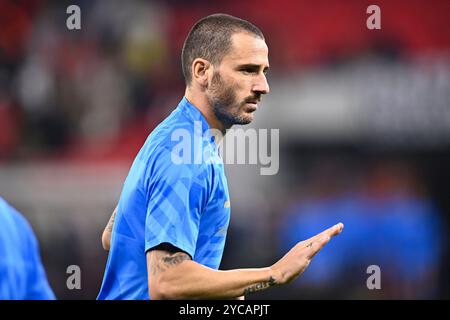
[241,68,256,74]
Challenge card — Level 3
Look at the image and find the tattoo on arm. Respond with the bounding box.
[106,208,117,233]
[150,251,191,276]
[162,253,191,266]
[243,276,277,295]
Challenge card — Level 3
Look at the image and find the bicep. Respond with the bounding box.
[146,243,192,299]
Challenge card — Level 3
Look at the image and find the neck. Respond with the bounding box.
[185,87,230,136]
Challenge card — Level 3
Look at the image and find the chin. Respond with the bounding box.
[235,114,254,125]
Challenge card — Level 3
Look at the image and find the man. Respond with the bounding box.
[98,13,343,300]
[0,197,55,300]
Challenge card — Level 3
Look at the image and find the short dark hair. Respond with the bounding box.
[181,13,265,85]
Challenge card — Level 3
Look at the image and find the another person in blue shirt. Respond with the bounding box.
[0,197,55,300]
[97,13,344,300]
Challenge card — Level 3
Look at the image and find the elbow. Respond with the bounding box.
[149,276,186,300]
[149,282,172,300]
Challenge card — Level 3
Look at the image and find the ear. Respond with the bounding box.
[191,58,212,87]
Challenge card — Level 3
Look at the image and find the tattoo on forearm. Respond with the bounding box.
[150,251,190,275]
[243,277,277,295]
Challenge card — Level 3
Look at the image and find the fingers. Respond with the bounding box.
[304,223,344,245]
[320,222,344,238]
[302,223,344,259]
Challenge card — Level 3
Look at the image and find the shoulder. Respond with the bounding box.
[142,142,216,202]
[149,144,214,183]
[137,108,192,162]
[142,114,215,176]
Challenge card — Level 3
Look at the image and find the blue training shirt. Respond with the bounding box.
[0,197,55,300]
[98,97,231,300]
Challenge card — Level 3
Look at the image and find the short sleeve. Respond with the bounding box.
[144,148,211,258]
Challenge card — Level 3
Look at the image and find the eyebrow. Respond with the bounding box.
[237,64,270,72]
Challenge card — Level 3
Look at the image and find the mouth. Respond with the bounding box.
[245,101,259,111]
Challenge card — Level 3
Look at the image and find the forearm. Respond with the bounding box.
[148,222,344,300]
[148,254,277,299]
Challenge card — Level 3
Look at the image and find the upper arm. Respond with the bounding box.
[102,206,117,251]
[143,149,211,298]
[146,243,192,300]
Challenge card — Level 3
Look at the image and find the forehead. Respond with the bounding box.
[221,32,269,67]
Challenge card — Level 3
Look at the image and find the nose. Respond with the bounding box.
[252,73,270,95]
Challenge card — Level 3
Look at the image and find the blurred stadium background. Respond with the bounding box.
[1,0,449,299]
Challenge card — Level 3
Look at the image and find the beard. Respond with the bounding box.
[206,71,255,127]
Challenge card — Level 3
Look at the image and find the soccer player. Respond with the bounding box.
[97,13,344,300]
[0,197,55,300]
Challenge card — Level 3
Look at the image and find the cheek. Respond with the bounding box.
[228,78,247,101]
[222,85,238,107]
[217,73,246,106]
